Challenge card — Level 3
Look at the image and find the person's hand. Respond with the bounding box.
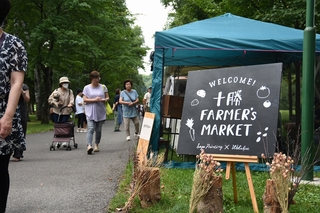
[67,103,73,108]
[0,115,12,139]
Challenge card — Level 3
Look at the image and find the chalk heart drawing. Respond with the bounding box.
[256,127,269,142]
[263,100,271,108]
[191,99,199,106]
[197,89,206,98]
[256,86,270,99]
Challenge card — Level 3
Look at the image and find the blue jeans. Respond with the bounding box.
[86,119,104,146]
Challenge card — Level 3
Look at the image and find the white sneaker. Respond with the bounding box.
[87,145,93,154]
[126,136,131,141]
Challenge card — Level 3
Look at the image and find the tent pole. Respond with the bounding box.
[301,0,316,180]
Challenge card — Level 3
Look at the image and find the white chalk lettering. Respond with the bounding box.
[232,145,250,151]
[199,109,257,121]
[208,76,257,87]
[201,124,252,136]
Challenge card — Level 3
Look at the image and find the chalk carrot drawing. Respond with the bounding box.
[186,118,195,141]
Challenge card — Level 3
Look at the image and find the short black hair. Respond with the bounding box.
[115,88,121,95]
[123,79,133,89]
[77,89,82,94]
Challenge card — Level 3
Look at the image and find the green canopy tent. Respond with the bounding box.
[149,13,320,153]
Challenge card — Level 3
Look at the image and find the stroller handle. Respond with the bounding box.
[59,105,76,114]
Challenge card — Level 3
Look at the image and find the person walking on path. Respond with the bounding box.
[0,0,28,211]
[82,71,109,154]
[119,79,140,141]
[143,86,152,113]
[112,88,122,132]
[12,84,30,162]
[75,89,87,132]
[48,77,74,123]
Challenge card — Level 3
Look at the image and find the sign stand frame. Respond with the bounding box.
[211,154,259,213]
[136,112,155,167]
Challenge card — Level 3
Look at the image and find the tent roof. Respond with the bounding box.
[155,13,320,66]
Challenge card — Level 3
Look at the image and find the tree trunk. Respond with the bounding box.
[138,167,161,208]
[196,176,223,213]
[262,179,281,213]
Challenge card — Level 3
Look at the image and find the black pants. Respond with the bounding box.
[77,113,87,128]
[13,114,27,159]
[0,154,11,213]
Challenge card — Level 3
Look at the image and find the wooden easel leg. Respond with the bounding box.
[226,162,231,179]
[244,162,259,213]
[231,162,238,204]
[225,162,238,204]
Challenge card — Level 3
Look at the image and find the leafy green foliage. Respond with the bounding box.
[161,0,320,30]
[7,0,148,123]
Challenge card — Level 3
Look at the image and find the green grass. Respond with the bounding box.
[26,115,54,134]
[26,113,114,134]
[108,161,320,213]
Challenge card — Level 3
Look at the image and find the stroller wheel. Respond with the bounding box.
[50,146,55,151]
[74,143,78,149]
[66,146,72,151]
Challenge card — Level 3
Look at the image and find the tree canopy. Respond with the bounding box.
[161,0,320,30]
[6,0,148,123]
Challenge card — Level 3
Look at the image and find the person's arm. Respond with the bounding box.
[68,90,74,107]
[21,88,30,102]
[48,91,55,105]
[105,92,109,102]
[0,71,24,138]
[119,96,125,105]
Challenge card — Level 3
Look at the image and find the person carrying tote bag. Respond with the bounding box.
[119,79,140,141]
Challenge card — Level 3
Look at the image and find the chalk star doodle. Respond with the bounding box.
[186,118,195,141]
[256,86,270,99]
[256,127,269,142]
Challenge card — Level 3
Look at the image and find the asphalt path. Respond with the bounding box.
[6,120,137,213]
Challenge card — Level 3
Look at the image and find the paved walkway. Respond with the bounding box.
[6,120,137,213]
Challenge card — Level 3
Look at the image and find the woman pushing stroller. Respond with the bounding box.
[48,77,74,123]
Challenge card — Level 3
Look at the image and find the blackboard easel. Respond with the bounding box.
[210,154,259,213]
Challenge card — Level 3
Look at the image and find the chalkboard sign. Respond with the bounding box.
[177,63,282,157]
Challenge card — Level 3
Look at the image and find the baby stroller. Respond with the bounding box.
[50,106,78,151]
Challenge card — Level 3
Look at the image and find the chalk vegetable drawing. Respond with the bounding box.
[256,86,270,99]
[186,118,195,141]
